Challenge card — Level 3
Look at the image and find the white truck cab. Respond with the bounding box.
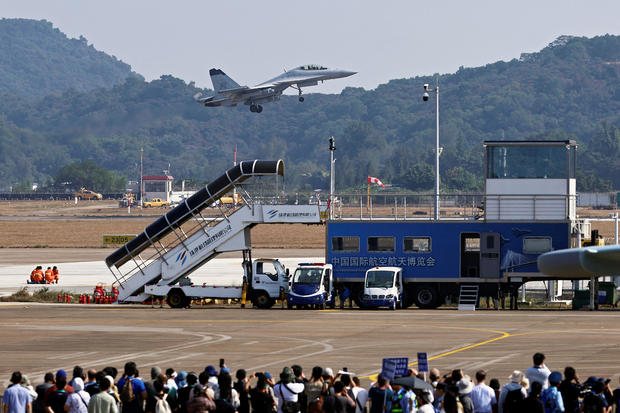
[145,258,289,309]
[361,266,404,310]
[287,263,335,309]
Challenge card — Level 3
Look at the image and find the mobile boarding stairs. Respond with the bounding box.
[105,160,321,303]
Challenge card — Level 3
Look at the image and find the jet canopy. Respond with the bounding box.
[299,64,327,70]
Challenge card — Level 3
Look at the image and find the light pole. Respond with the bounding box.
[329,136,336,220]
[423,81,440,220]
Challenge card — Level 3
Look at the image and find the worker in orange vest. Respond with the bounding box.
[29,267,37,284]
[44,267,54,284]
[32,266,44,283]
[52,266,59,283]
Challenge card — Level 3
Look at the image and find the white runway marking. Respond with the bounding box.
[48,351,98,360]
[246,336,334,370]
[243,341,259,345]
[11,324,231,378]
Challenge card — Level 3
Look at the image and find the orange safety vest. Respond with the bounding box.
[33,270,43,282]
[45,270,54,283]
[52,269,59,281]
[30,270,37,282]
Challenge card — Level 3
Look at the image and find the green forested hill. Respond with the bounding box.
[1,28,620,192]
[0,19,134,97]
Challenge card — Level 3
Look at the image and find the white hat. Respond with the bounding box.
[324,367,334,378]
[457,376,474,395]
[508,370,523,383]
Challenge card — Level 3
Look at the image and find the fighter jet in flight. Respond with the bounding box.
[194,65,356,113]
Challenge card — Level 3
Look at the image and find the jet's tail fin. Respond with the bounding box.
[209,68,241,93]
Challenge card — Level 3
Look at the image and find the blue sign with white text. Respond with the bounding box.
[417,352,429,372]
[381,357,409,380]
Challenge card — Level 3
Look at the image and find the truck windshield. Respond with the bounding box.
[365,271,395,288]
[293,268,323,285]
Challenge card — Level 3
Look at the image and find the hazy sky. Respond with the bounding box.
[3,0,620,94]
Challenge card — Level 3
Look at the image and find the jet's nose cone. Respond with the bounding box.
[342,70,357,77]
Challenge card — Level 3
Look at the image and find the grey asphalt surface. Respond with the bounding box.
[1,304,620,393]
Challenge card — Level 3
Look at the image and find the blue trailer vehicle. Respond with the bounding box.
[327,140,586,309]
[287,263,335,309]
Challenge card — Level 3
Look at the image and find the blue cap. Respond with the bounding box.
[175,371,187,387]
[549,371,562,384]
[221,367,230,374]
[264,372,272,379]
[56,370,67,379]
[205,366,218,376]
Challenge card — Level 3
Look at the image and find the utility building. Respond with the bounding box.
[142,175,173,202]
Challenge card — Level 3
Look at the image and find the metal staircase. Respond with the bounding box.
[458,284,479,311]
[105,160,321,303]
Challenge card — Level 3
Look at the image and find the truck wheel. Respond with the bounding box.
[414,285,440,309]
[253,291,273,309]
[390,301,396,311]
[167,289,187,309]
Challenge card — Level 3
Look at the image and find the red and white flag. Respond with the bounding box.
[367,176,385,188]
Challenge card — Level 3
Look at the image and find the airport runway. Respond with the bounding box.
[1,305,620,393]
[0,248,323,296]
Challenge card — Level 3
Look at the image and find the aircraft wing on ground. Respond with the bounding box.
[537,245,620,278]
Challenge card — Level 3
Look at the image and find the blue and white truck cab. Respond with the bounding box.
[287,263,335,309]
[361,267,403,310]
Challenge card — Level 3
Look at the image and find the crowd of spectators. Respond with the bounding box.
[2,353,620,413]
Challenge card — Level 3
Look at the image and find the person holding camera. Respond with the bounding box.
[245,373,276,413]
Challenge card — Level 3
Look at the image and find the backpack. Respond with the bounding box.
[503,388,524,413]
[155,394,172,413]
[120,378,136,403]
[582,393,604,413]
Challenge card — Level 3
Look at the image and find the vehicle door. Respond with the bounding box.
[480,232,501,278]
[396,271,403,302]
[253,261,280,297]
[323,269,332,300]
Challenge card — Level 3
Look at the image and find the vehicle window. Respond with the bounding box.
[365,271,395,288]
[523,237,552,254]
[464,237,480,252]
[259,261,278,281]
[332,236,359,253]
[486,235,495,249]
[403,237,431,253]
[293,268,322,284]
[368,237,395,252]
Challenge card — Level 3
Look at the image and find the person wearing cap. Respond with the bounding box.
[64,378,91,413]
[456,376,474,413]
[3,372,33,413]
[46,373,70,413]
[540,372,564,413]
[498,371,526,413]
[273,367,305,413]
[205,366,220,399]
[470,370,496,413]
[583,381,610,413]
[416,390,434,413]
[44,371,74,407]
[526,353,551,391]
[178,373,199,413]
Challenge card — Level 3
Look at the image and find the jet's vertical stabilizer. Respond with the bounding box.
[209,68,241,92]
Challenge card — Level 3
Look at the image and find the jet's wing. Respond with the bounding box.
[538,245,620,278]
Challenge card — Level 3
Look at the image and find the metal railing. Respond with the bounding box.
[325,192,576,221]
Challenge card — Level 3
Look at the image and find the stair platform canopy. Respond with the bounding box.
[104,160,322,303]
